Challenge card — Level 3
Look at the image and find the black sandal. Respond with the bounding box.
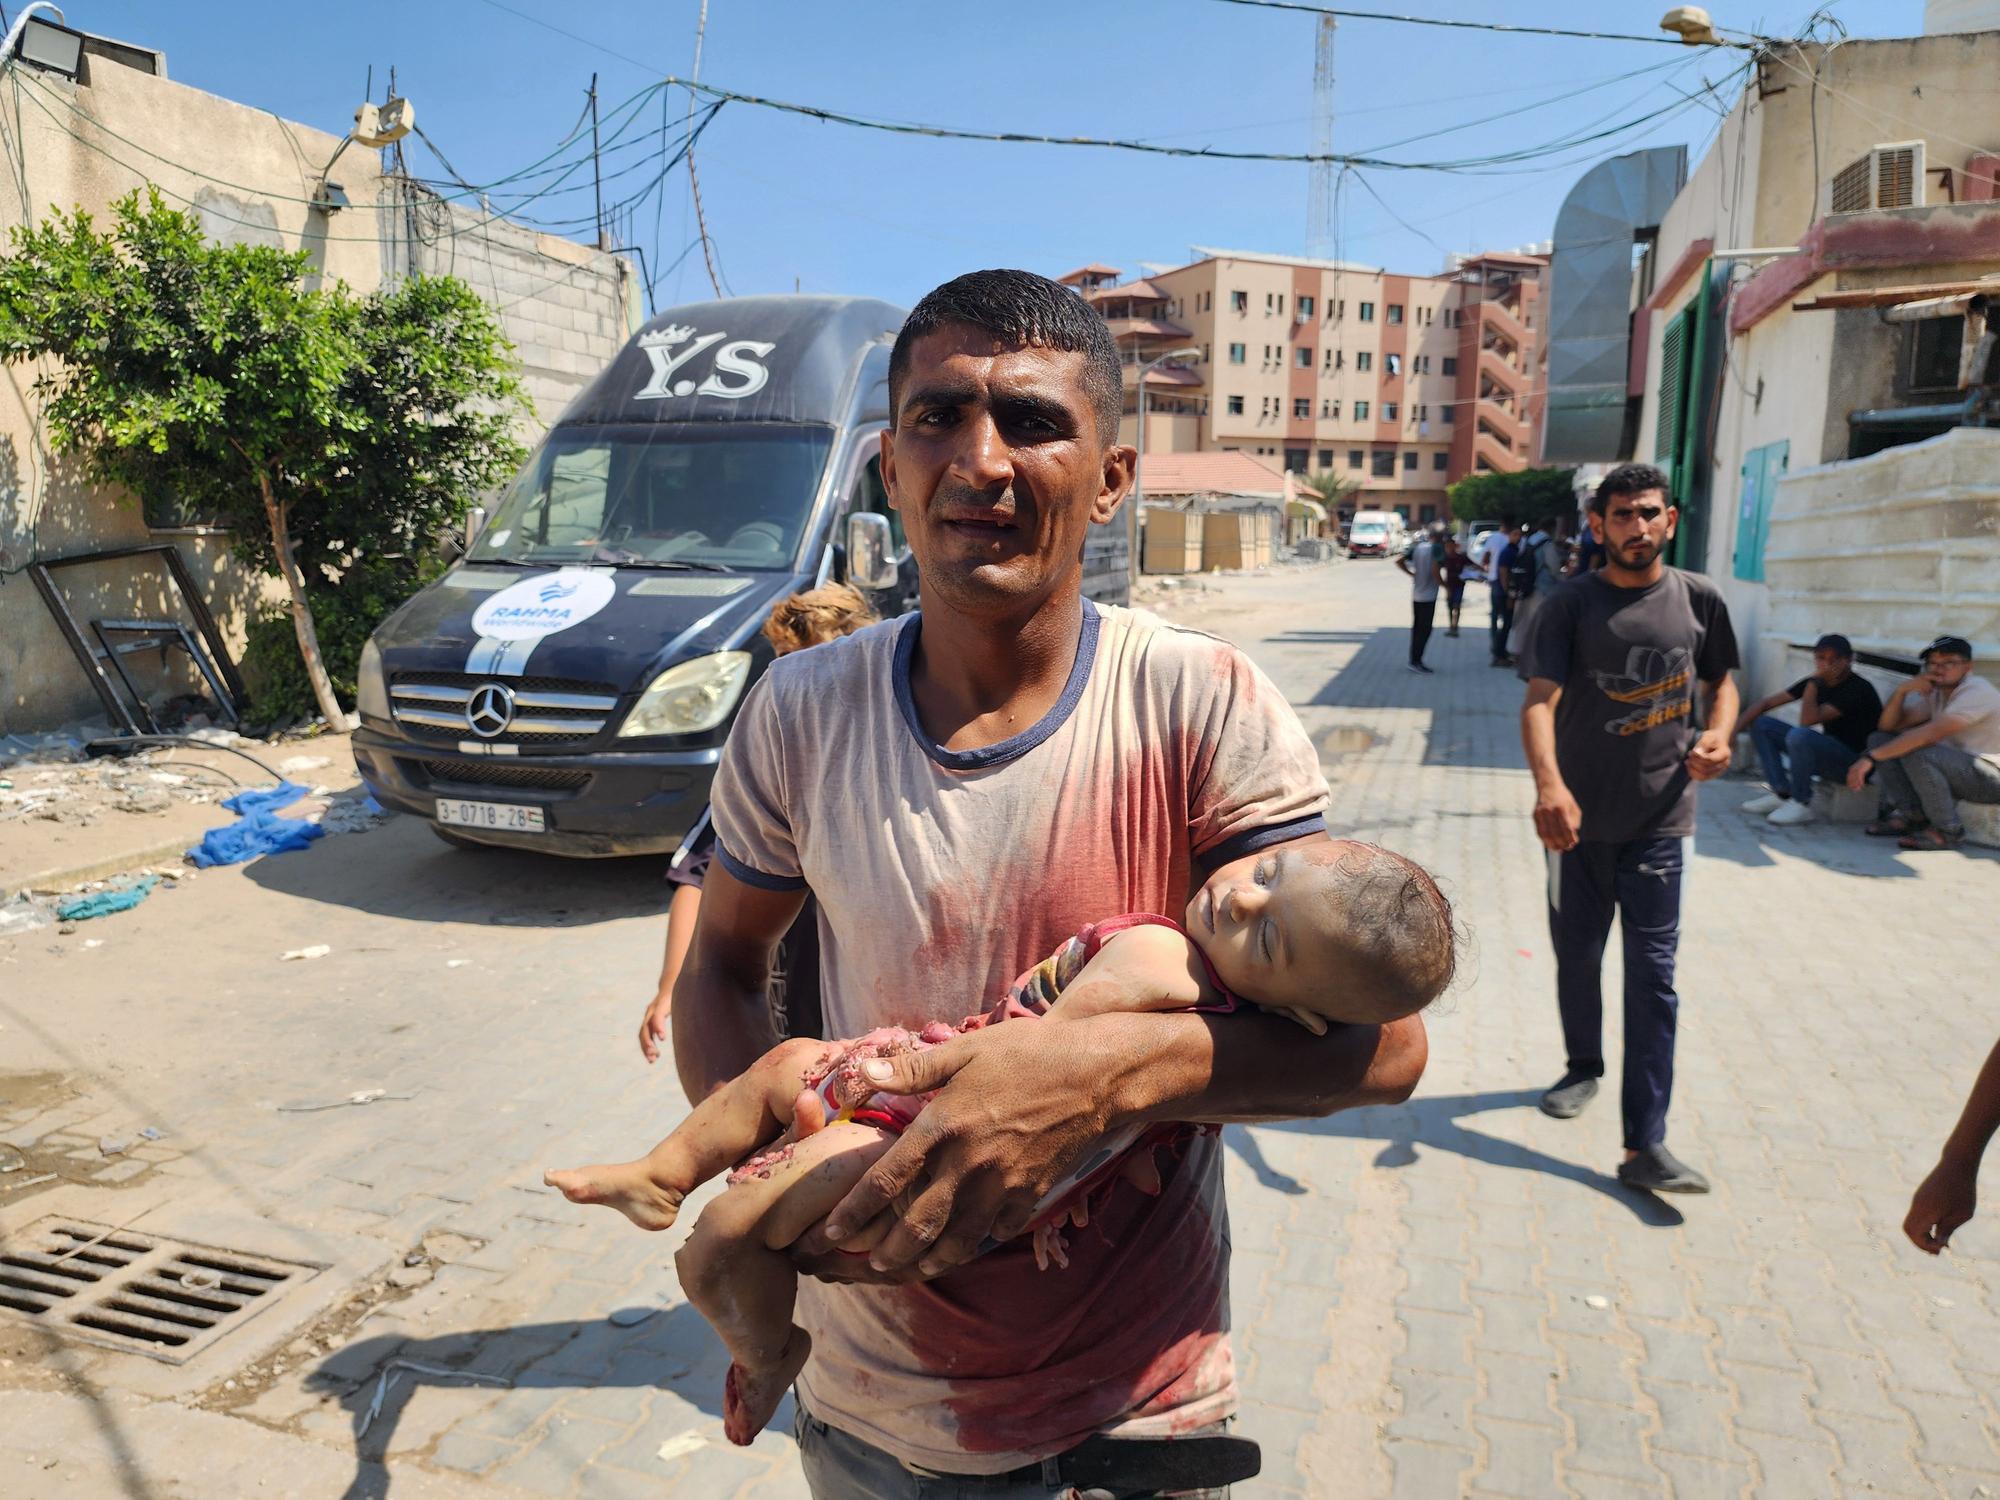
[1865,814,1927,838]
[1898,827,1964,851]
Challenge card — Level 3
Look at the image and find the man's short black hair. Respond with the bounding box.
[1813,633,1854,658]
[1591,462,1672,514]
[888,269,1125,447]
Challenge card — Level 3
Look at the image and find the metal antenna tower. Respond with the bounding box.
[1306,15,1337,259]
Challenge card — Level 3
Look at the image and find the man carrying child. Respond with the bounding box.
[666,270,1432,1497]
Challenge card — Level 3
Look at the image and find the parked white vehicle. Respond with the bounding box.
[1347,509,1407,557]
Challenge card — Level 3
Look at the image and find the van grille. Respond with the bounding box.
[420,760,593,793]
[389,673,621,747]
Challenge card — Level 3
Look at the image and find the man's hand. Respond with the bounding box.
[637,986,673,1064]
[1533,781,1583,852]
[1904,1157,1977,1254]
[816,1021,1126,1280]
[1846,754,1875,793]
[1685,730,1732,783]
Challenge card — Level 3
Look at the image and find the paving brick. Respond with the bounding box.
[1828,1412,1928,1497]
[1469,1416,1565,1498]
[1550,1331,1639,1407]
[1729,1427,1838,1495]
[1397,1308,1476,1376]
[1649,1452,1753,1500]
[487,1411,628,1496]
[1472,1351,1561,1431]
[1630,1320,1725,1390]
[1714,1360,1817,1438]
[427,1427,525,1475]
[1895,1389,2000,1472]
[1640,1382,1750,1466]
[1559,1399,1658,1487]
[1387,1372,1477,1449]
[1384,1438,1476,1500]
[1476,1296,1550,1359]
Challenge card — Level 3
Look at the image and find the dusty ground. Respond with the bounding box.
[2,558,1996,1499]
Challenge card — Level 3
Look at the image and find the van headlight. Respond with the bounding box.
[357,637,392,721]
[617,651,751,738]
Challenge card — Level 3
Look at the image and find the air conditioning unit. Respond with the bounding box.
[1294,308,1310,325]
[1828,141,1925,214]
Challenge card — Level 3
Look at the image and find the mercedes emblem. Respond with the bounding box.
[465,682,516,738]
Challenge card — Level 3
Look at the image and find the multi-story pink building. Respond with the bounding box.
[1060,246,1544,526]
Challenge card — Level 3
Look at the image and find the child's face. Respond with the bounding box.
[1185,847,1353,1027]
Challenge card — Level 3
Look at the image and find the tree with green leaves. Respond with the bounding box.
[0,189,529,728]
[1298,467,1360,510]
[1447,464,1578,529]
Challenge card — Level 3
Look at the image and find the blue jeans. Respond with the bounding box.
[1488,588,1514,661]
[1749,714,1861,804]
[1548,836,1683,1152]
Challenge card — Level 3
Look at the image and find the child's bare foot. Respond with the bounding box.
[722,1327,812,1445]
[543,1160,685,1231]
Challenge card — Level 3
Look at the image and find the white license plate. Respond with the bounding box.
[435,798,545,833]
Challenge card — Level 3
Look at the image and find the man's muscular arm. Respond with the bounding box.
[670,864,807,1107]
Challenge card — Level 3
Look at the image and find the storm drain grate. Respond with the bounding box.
[0,1216,320,1363]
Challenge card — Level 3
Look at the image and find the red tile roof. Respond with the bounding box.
[1057,263,1123,284]
[1139,450,1287,498]
[1085,278,1171,304]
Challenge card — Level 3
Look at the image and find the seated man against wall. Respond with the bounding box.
[1846,635,2000,851]
[1733,633,1881,826]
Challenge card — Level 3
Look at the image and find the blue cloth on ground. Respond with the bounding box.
[186,780,324,868]
[56,876,160,922]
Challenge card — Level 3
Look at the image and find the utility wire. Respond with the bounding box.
[1206,0,1741,47]
[684,0,724,297]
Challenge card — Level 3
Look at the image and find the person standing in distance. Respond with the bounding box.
[1519,463,1739,1194]
[1398,522,1444,673]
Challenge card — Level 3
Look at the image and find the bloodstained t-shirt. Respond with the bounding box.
[709,599,1328,1475]
[1523,567,1740,844]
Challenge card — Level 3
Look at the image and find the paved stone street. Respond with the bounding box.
[3,558,1997,1498]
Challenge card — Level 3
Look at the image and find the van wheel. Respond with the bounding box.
[430,825,489,851]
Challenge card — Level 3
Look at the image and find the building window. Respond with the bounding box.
[1202,344,1211,363]
[1231,290,1248,312]
[1227,394,1244,415]
[1348,449,1363,469]
[1402,451,1417,471]
[1441,406,1455,424]
[1387,304,1404,325]
[1383,402,1399,421]
[1413,355,1429,374]
[1415,404,1428,421]
[1318,448,1333,467]
[1359,301,1375,322]
[1433,452,1448,471]
[1354,399,1369,420]
[1293,397,1311,419]
[1324,399,1340,418]
[1229,343,1246,364]
[1299,295,1314,317]
[1296,347,1313,369]
[1385,353,1401,376]
[1441,356,1457,376]
[1372,450,1395,477]
[1356,352,1373,372]
[1419,503,1437,523]
[1285,446,1308,472]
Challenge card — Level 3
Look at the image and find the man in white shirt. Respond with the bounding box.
[1846,635,2000,851]
[1398,523,1443,674]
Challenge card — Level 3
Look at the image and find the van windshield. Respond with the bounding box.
[470,422,835,570]
[1352,522,1387,537]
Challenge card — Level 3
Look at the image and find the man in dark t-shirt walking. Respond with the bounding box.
[1520,463,1740,1194]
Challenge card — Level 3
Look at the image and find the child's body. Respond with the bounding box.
[547,839,1452,1444]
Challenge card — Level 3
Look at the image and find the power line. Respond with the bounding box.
[1206,0,1738,47]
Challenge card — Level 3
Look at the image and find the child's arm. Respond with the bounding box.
[1045,924,1217,1020]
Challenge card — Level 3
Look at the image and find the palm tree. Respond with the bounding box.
[1299,468,1359,510]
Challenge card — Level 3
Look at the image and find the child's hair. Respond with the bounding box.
[761,583,880,657]
[1324,842,1457,1023]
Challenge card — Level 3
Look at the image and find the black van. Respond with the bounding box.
[351,295,918,856]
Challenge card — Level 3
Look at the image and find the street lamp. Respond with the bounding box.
[1131,345,1203,589]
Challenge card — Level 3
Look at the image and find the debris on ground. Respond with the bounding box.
[0,895,54,936]
[656,1430,708,1463]
[608,1306,657,1327]
[280,944,332,962]
[55,876,159,923]
[187,782,324,867]
[358,1359,509,1436]
[275,1088,415,1113]
[279,755,331,773]
[98,1134,133,1157]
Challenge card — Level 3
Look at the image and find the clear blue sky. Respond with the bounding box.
[72,0,1924,311]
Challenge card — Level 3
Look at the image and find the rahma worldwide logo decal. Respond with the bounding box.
[471,569,617,642]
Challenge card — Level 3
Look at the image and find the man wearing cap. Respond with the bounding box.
[1732,633,1882,826]
[1846,635,2000,850]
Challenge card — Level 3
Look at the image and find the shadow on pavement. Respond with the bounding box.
[242,815,671,926]
[1304,622,1526,771]
[1266,1088,1685,1227]
[307,1305,748,1500]
[1224,1123,1307,1195]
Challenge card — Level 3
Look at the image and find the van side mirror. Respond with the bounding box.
[464,505,488,551]
[846,511,897,591]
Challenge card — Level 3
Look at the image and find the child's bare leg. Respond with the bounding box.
[545,1037,832,1230]
[675,1120,896,1444]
